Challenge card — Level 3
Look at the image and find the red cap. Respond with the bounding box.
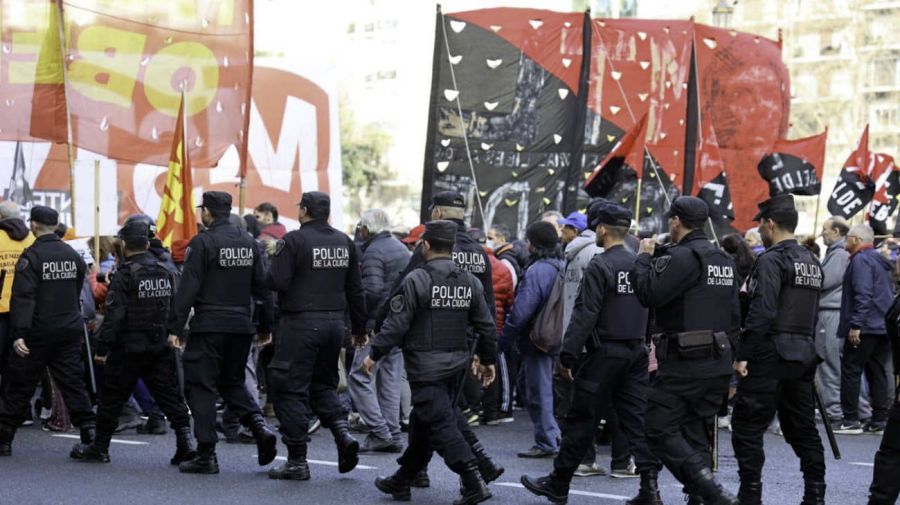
[171,239,190,263]
[401,224,425,245]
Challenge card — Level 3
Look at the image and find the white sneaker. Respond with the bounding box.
[574,463,607,477]
[717,415,731,430]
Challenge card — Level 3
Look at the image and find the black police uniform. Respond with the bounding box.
[168,192,276,473]
[371,245,497,504]
[731,196,826,505]
[265,192,367,479]
[71,239,195,464]
[867,330,899,505]
[631,198,740,505]
[0,207,94,455]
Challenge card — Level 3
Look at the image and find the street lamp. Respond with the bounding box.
[713,0,735,28]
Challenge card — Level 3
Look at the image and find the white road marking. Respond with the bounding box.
[52,434,148,446]
[849,462,874,467]
[495,482,630,501]
[268,455,377,470]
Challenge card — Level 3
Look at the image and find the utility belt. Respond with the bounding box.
[585,334,643,353]
[654,331,730,360]
[280,310,345,321]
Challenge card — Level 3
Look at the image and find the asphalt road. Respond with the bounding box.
[0,415,884,505]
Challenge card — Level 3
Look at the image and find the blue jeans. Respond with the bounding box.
[519,352,560,452]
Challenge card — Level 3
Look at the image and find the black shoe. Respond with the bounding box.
[358,433,403,454]
[471,441,504,483]
[178,443,219,474]
[691,468,737,505]
[268,445,310,481]
[330,420,359,473]
[137,415,168,435]
[517,446,558,458]
[453,461,491,505]
[79,425,96,445]
[374,472,413,501]
[411,469,430,488]
[224,430,256,445]
[171,427,197,465]
[248,414,278,466]
[737,481,761,505]
[0,425,14,457]
[70,443,110,463]
[626,471,663,505]
[801,481,825,505]
[686,495,704,505]
[864,421,887,434]
[521,474,569,504]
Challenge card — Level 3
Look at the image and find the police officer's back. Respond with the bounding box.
[168,191,277,475]
[71,219,196,465]
[730,194,826,505]
[631,196,739,505]
[0,206,94,457]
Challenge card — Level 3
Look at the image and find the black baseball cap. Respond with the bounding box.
[423,220,457,245]
[299,191,331,216]
[198,191,232,211]
[752,193,795,222]
[118,220,150,240]
[29,205,59,226]
[431,191,466,209]
[588,201,632,228]
[666,196,709,223]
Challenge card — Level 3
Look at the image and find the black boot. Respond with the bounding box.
[691,468,738,505]
[248,414,278,466]
[521,472,569,504]
[330,419,359,473]
[170,427,197,465]
[79,424,96,444]
[452,460,491,505]
[737,481,762,505]
[374,467,416,501]
[411,469,430,488]
[801,481,826,505]
[471,441,504,483]
[686,496,704,505]
[178,442,219,474]
[626,470,663,505]
[0,425,15,457]
[268,444,311,481]
[70,430,111,463]
[137,414,168,435]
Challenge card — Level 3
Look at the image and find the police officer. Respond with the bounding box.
[71,219,196,465]
[363,220,497,505]
[631,196,739,505]
[168,191,277,474]
[731,194,826,505]
[121,214,179,276]
[264,191,367,481]
[0,206,94,456]
[868,334,899,504]
[378,191,502,488]
[521,202,663,505]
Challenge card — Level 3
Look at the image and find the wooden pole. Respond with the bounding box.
[54,0,77,227]
[633,177,643,234]
[238,0,255,216]
[93,159,100,265]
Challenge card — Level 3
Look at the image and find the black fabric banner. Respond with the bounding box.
[757,153,821,196]
[827,169,874,219]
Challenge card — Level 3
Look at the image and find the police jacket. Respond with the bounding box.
[95,252,174,356]
[10,233,86,339]
[267,219,367,336]
[738,239,822,364]
[168,219,273,337]
[370,257,497,383]
[560,245,647,370]
[632,230,740,378]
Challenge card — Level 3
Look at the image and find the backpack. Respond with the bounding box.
[529,262,565,354]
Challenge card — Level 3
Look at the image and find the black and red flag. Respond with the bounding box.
[695,113,733,223]
[757,130,827,197]
[828,126,872,219]
[867,153,899,236]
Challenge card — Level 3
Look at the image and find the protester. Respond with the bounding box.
[0,201,34,387]
[541,210,565,237]
[816,217,852,424]
[255,202,287,241]
[744,228,765,255]
[489,224,522,288]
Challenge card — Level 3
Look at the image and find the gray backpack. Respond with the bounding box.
[529,263,565,354]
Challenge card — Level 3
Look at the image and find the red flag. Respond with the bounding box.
[156,95,197,248]
[584,113,650,192]
[828,125,873,218]
[846,125,870,182]
[695,113,733,221]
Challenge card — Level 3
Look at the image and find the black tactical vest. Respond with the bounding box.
[406,263,471,353]
[124,262,173,334]
[18,237,83,333]
[595,251,648,340]
[771,245,822,334]
[198,228,255,308]
[452,240,488,276]
[281,225,350,312]
[678,240,738,332]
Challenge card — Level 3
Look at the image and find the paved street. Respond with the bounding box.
[0,415,883,505]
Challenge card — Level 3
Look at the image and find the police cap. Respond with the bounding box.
[588,201,632,229]
[29,205,59,226]
[123,214,157,238]
[752,193,795,222]
[118,220,151,240]
[431,191,466,209]
[198,191,232,211]
[422,220,457,246]
[666,196,709,223]
[299,191,331,216]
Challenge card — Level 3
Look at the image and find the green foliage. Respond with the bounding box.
[340,102,392,193]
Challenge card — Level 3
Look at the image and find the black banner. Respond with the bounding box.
[757,153,821,196]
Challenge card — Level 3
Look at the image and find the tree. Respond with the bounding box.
[340,101,392,202]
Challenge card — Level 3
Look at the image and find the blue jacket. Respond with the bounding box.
[839,247,894,338]
[500,257,564,355]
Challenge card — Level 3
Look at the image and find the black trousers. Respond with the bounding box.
[397,375,476,473]
[868,397,900,504]
[731,342,825,483]
[182,332,260,445]
[645,372,728,485]
[0,314,9,397]
[269,315,345,446]
[554,340,659,482]
[0,331,95,430]
[841,335,890,423]
[96,346,191,438]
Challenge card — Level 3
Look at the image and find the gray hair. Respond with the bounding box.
[360,209,391,234]
[229,213,247,233]
[0,201,21,221]
[849,224,874,244]
[826,216,849,237]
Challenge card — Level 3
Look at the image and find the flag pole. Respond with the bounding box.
[54,0,77,227]
[93,159,100,264]
[238,0,255,216]
[634,176,642,234]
